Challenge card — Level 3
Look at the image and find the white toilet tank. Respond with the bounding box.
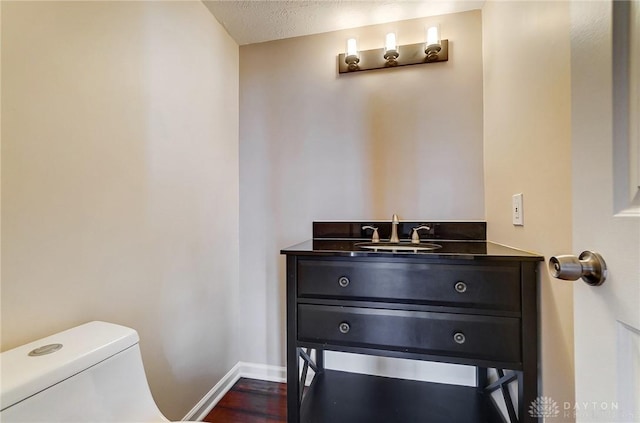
[0,321,170,422]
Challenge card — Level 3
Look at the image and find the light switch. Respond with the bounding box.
[512,193,524,226]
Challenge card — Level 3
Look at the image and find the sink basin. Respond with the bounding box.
[356,242,442,252]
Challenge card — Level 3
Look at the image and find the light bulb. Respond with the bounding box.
[385,33,397,52]
[426,26,440,47]
[346,38,358,57]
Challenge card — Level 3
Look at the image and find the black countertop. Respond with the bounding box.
[281,239,543,261]
[281,221,543,261]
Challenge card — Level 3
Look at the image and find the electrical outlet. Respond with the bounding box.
[512,193,524,226]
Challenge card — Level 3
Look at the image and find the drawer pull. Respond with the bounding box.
[339,322,351,334]
[338,276,350,288]
[454,281,467,293]
[453,332,466,344]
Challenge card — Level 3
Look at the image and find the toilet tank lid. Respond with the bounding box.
[0,321,139,411]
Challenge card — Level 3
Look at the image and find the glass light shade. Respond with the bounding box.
[426,26,440,47]
[346,38,358,57]
[385,32,397,52]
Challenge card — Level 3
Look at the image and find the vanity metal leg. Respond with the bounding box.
[286,256,300,423]
[286,347,300,423]
[476,367,487,393]
[315,348,324,372]
[521,261,540,423]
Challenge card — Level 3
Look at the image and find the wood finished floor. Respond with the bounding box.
[202,378,286,423]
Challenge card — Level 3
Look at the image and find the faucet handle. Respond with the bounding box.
[362,225,380,243]
[411,225,431,244]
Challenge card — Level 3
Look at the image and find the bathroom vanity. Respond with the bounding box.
[281,221,543,423]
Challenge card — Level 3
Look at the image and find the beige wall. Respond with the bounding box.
[239,11,484,373]
[482,1,575,418]
[1,1,239,419]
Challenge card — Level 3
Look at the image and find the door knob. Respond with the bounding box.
[549,251,607,286]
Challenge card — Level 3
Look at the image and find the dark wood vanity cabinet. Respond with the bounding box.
[283,252,542,423]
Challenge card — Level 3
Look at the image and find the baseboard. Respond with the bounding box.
[182,362,242,421]
[237,361,287,383]
[183,361,287,421]
[239,361,313,385]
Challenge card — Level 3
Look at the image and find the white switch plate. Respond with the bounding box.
[512,193,524,226]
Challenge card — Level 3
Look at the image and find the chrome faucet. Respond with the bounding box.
[390,214,400,243]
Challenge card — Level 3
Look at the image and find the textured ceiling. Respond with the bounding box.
[203,1,484,45]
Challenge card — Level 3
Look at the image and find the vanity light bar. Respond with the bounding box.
[338,27,448,74]
[338,40,448,74]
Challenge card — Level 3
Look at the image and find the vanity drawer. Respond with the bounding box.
[297,259,521,312]
[298,304,521,364]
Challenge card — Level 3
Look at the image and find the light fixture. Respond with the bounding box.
[338,26,448,74]
[345,38,360,71]
[425,26,442,62]
[383,32,399,65]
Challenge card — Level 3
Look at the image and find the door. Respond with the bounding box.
[569,1,640,422]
